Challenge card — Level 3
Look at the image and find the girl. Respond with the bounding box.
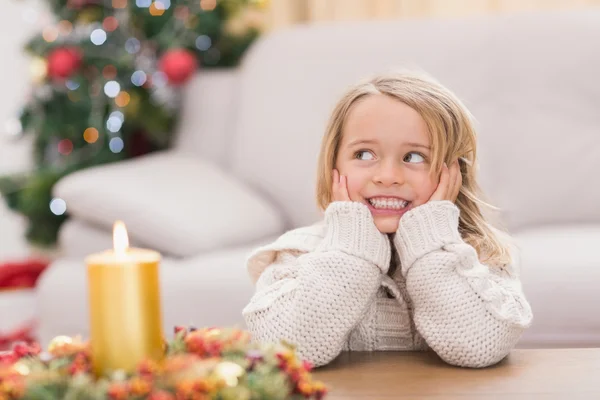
[242,71,533,369]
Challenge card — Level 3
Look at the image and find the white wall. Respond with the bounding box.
[0,1,46,259]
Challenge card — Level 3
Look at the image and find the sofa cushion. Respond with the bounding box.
[514,224,600,348]
[54,152,285,257]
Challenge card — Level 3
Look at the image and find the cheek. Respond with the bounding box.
[345,173,369,201]
[410,171,438,201]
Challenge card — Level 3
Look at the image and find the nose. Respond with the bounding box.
[373,160,404,187]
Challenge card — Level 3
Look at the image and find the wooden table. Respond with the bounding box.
[312,349,600,399]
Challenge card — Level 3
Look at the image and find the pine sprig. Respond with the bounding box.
[0,327,327,400]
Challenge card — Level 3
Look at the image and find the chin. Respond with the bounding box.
[373,216,400,234]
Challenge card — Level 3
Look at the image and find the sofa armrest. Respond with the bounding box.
[54,151,285,257]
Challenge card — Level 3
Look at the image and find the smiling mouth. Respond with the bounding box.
[367,197,411,210]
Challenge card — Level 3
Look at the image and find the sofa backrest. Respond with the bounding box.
[174,70,240,167]
[227,10,600,232]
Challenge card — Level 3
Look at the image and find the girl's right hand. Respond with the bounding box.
[332,169,351,202]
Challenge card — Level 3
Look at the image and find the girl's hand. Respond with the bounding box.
[429,160,462,202]
[332,169,351,201]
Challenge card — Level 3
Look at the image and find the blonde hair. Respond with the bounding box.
[316,71,512,266]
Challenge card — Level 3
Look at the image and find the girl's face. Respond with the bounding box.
[335,94,439,233]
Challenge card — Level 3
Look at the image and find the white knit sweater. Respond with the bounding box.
[242,201,533,368]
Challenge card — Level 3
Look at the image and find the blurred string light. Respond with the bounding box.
[106,116,123,133]
[83,127,99,143]
[200,0,217,11]
[68,91,80,102]
[112,0,127,8]
[29,58,48,83]
[115,91,131,107]
[65,80,80,90]
[125,38,141,54]
[136,0,152,7]
[103,16,119,32]
[58,139,73,155]
[152,71,167,88]
[91,29,107,45]
[109,137,124,153]
[149,2,166,16]
[103,65,117,79]
[110,111,125,122]
[58,20,73,35]
[104,81,121,97]
[195,35,211,51]
[42,26,58,42]
[49,198,67,216]
[131,70,147,86]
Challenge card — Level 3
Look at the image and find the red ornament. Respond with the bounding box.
[158,49,198,86]
[47,47,82,80]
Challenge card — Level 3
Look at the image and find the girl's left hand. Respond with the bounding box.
[429,160,462,202]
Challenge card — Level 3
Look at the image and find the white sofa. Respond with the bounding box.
[37,10,600,348]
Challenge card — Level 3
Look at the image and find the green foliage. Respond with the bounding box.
[1,0,263,246]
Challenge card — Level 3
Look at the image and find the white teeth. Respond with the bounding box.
[368,198,408,210]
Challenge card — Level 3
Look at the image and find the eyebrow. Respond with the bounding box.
[405,142,431,150]
[347,139,431,150]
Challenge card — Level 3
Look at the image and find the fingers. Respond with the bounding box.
[430,163,450,201]
[339,174,351,201]
[449,161,462,202]
[332,169,351,202]
[431,161,462,203]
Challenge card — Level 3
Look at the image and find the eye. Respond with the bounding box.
[403,152,425,163]
[354,150,375,161]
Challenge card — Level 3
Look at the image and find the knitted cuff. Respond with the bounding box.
[394,200,463,275]
[318,201,391,273]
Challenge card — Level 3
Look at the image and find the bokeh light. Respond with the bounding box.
[103,16,119,32]
[149,2,166,16]
[152,71,167,87]
[42,26,59,42]
[58,20,73,35]
[109,137,125,153]
[29,58,48,83]
[175,5,190,20]
[157,0,171,9]
[103,65,117,79]
[107,116,123,133]
[49,198,67,216]
[195,35,211,51]
[113,0,128,8]
[91,29,107,45]
[68,92,80,102]
[104,81,121,97]
[136,0,152,7]
[83,127,99,143]
[125,38,141,54]
[200,0,217,11]
[115,91,131,107]
[131,70,147,86]
[58,139,73,155]
[66,80,80,90]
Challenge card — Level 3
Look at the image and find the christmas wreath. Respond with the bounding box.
[0,326,327,399]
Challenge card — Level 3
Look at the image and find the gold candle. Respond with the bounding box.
[86,221,164,377]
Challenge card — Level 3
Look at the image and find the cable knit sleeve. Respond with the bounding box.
[242,201,390,367]
[393,200,533,368]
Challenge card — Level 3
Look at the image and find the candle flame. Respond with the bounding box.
[113,220,129,255]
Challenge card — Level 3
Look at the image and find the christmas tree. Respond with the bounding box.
[0,0,265,247]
